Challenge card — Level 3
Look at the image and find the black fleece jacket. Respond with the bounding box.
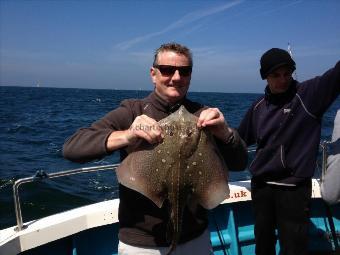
[238,61,340,184]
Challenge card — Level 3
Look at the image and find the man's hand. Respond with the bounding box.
[127,115,163,145]
[106,115,163,152]
[197,108,233,142]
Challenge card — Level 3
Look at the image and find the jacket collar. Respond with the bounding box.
[265,80,297,105]
[147,91,186,113]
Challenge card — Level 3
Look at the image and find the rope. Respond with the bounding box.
[323,201,340,251]
[212,211,228,255]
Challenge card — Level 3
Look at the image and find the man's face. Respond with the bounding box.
[150,51,192,104]
[266,66,293,94]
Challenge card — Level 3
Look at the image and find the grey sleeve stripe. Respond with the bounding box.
[280,145,286,168]
[296,93,317,119]
[253,98,265,111]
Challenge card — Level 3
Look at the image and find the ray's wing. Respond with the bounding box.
[116,132,180,208]
[184,130,230,209]
[116,111,184,208]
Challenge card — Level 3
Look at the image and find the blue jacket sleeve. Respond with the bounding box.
[297,61,340,118]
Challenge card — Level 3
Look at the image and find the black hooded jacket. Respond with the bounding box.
[238,61,340,184]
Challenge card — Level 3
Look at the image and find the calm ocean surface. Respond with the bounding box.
[0,86,339,229]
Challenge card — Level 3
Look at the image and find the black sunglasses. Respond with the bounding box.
[153,65,192,77]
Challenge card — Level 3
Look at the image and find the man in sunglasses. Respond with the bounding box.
[238,48,339,255]
[63,42,247,254]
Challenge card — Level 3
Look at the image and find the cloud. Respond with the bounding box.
[248,0,303,19]
[115,0,244,50]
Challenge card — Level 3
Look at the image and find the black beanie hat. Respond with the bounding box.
[260,48,296,80]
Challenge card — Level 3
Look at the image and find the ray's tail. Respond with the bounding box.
[165,175,183,255]
[165,208,180,255]
[166,239,177,255]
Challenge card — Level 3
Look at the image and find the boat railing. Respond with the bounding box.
[320,141,328,182]
[319,139,337,183]
[13,164,119,231]
[246,141,332,181]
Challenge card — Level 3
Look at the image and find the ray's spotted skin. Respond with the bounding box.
[116,106,230,254]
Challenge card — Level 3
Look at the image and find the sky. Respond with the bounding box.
[1,0,340,93]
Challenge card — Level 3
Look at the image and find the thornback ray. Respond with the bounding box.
[116,105,230,254]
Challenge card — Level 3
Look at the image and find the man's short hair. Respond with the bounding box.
[153,42,193,66]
